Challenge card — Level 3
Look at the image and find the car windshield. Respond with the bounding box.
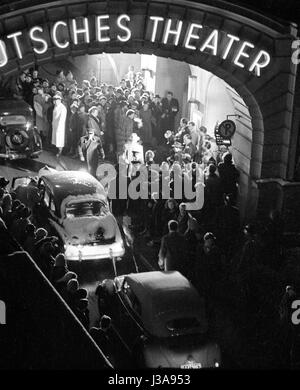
[166,317,202,333]
[65,201,106,218]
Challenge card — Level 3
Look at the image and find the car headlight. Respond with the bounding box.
[25,122,32,131]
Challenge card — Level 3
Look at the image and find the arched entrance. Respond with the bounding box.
[0,0,297,219]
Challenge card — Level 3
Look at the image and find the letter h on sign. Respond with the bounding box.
[0,300,6,324]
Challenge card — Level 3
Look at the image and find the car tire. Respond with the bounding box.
[5,128,29,150]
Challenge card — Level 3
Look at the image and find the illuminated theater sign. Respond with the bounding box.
[0,14,270,76]
[0,0,297,226]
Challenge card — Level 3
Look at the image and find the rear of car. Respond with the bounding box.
[125,271,222,368]
[39,170,126,262]
[0,98,42,159]
[62,201,125,261]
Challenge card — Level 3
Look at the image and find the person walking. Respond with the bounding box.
[78,128,105,177]
[139,101,156,147]
[51,92,67,157]
[158,220,187,274]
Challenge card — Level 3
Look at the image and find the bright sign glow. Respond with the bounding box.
[72,17,90,45]
[117,14,131,42]
[162,19,183,46]
[200,29,219,56]
[7,31,23,59]
[96,15,110,42]
[29,26,48,55]
[184,23,203,50]
[0,14,272,76]
[0,40,8,67]
[52,21,69,49]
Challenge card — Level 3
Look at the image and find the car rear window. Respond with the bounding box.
[65,201,106,218]
[166,317,202,332]
[0,115,27,126]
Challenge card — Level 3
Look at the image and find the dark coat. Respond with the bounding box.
[161,97,179,132]
[159,231,187,273]
[78,135,105,177]
[218,161,240,200]
[204,173,224,208]
[87,114,102,138]
[161,97,179,118]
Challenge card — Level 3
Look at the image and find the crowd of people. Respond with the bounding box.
[1,64,298,368]
[13,65,220,175]
[13,66,181,162]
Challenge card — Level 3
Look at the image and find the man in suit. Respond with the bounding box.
[183,134,197,161]
[158,220,187,275]
[161,91,179,133]
[78,128,105,178]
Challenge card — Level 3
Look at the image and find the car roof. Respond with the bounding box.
[124,271,207,338]
[41,170,106,211]
[126,271,193,295]
[0,98,32,113]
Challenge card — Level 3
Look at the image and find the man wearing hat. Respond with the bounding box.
[78,127,105,178]
[97,95,113,156]
[161,91,179,133]
[115,88,124,102]
[68,101,81,158]
[87,106,102,139]
[51,91,67,157]
[114,106,135,158]
[152,94,163,143]
[33,85,46,143]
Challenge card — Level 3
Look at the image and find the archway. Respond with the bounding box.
[0,0,297,219]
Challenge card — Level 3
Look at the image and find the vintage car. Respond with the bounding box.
[0,98,42,160]
[101,271,221,368]
[12,168,126,261]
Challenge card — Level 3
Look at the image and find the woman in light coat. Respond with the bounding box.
[51,93,67,157]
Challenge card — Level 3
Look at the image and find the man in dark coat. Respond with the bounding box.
[68,101,81,157]
[152,94,163,143]
[218,152,240,203]
[87,106,102,139]
[204,164,223,210]
[158,220,187,275]
[161,91,179,132]
[78,128,105,177]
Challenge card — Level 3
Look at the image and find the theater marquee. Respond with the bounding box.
[0,14,271,76]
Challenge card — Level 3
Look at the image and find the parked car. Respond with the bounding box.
[0,98,42,159]
[100,270,221,368]
[12,168,126,261]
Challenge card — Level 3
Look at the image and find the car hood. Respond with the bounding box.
[55,214,117,245]
[144,340,221,369]
[0,99,32,116]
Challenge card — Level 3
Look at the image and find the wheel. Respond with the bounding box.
[5,128,29,150]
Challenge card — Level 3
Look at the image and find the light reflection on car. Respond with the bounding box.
[12,168,126,261]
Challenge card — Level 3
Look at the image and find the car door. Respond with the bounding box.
[115,279,145,352]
